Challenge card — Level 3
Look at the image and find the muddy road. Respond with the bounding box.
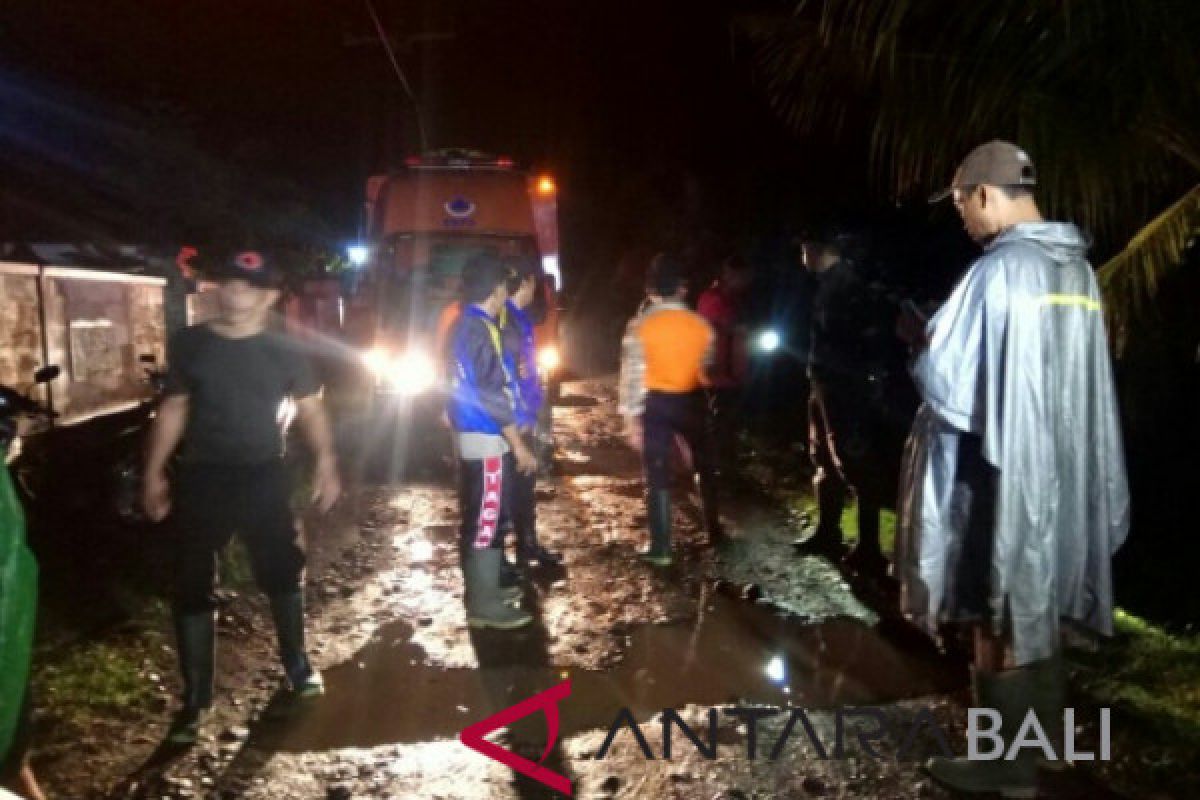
[42,380,1127,799]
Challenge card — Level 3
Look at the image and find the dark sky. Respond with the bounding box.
[1,2,865,254]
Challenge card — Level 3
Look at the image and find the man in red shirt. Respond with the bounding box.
[696,256,752,475]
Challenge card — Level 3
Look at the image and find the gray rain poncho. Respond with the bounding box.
[895,222,1130,666]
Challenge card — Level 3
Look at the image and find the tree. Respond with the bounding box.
[739,0,1199,349]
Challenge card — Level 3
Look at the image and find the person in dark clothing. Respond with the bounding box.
[446,254,538,629]
[142,249,342,745]
[792,227,899,576]
[501,257,562,568]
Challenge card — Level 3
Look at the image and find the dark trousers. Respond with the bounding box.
[706,387,742,475]
[643,391,715,490]
[458,453,513,552]
[508,431,537,540]
[808,376,901,549]
[643,392,720,535]
[172,461,306,614]
[950,433,998,618]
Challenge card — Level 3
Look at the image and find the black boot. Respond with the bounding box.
[168,611,215,744]
[793,467,845,555]
[517,527,563,567]
[639,490,673,566]
[843,500,888,575]
[697,471,724,544]
[269,591,323,697]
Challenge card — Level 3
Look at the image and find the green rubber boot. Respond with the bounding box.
[926,667,1040,798]
[464,549,533,630]
[269,591,324,698]
[167,612,215,745]
[639,490,673,566]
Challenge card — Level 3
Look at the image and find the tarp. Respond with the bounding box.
[0,461,37,761]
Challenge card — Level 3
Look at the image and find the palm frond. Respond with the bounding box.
[737,0,1200,257]
[1098,184,1200,353]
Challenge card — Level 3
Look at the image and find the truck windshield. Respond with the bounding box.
[372,233,540,337]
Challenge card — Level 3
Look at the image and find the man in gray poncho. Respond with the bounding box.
[895,141,1130,796]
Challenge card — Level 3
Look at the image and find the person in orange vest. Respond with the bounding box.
[435,299,462,365]
[618,254,723,565]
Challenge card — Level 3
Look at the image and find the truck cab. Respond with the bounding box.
[343,149,564,473]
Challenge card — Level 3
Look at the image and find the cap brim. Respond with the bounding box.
[206,267,281,288]
[928,187,954,204]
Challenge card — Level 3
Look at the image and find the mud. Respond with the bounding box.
[38,379,1131,799]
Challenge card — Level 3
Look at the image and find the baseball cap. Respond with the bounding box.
[206,249,283,289]
[929,140,1037,203]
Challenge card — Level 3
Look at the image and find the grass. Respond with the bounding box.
[789,496,899,553]
[35,637,162,727]
[1076,609,1200,743]
[219,536,257,591]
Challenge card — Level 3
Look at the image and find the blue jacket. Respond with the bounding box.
[503,300,543,428]
[447,305,516,436]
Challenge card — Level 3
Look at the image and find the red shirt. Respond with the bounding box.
[696,282,747,389]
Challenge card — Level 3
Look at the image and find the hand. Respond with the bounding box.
[896,308,928,349]
[623,417,643,453]
[513,442,538,476]
[312,459,342,513]
[142,470,172,523]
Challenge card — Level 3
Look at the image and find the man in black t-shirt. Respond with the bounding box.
[142,249,341,745]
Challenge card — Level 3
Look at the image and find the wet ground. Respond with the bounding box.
[40,379,1131,799]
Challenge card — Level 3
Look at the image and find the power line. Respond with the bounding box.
[363,0,429,152]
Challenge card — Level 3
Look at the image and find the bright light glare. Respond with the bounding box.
[542,254,561,291]
[536,175,557,195]
[757,329,782,353]
[347,244,369,267]
[362,347,389,375]
[765,655,787,685]
[537,345,561,372]
[388,350,437,395]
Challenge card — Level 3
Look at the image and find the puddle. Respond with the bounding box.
[247,592,962,755]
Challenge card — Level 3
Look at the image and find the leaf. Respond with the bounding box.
[1098,184,1200,353]
[736,0,1200,254]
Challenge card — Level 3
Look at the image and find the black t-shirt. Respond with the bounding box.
[164,325,320,464]
[809,260,879,379]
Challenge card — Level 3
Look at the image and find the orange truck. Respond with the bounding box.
[342,149,564,463]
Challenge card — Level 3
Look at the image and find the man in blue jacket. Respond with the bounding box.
[447,254,538,629]
[502,256,562,567]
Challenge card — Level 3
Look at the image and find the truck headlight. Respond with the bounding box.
[362,347,437,395]
[389,351,437,395]
[537,345,561,372]
[362,347,390,376]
